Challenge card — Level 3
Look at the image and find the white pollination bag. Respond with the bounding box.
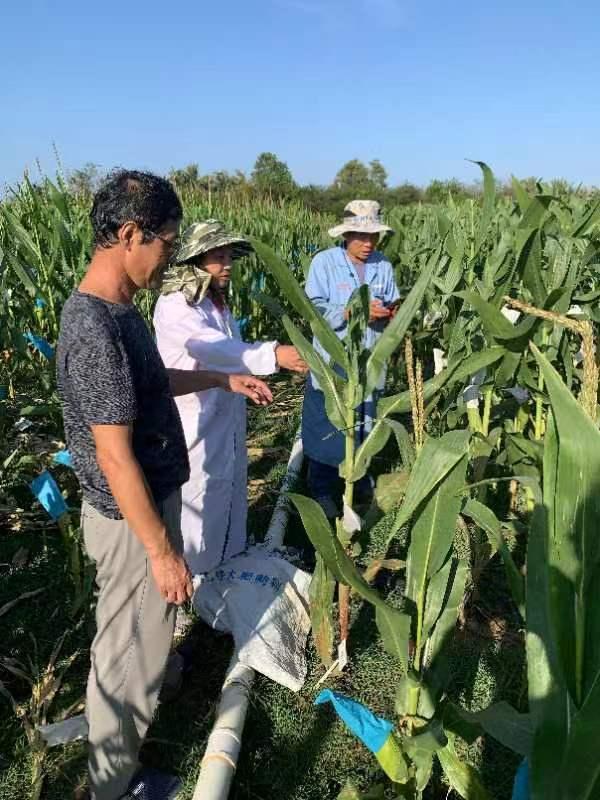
[192,546,312,692]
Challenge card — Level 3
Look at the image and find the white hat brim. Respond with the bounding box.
[328,221,394,238]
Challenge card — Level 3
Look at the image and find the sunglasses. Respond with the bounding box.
[147,230,181,252]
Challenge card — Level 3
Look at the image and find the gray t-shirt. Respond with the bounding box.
[57,291,190,519]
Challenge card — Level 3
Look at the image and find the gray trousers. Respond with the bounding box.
[82,491,182,800]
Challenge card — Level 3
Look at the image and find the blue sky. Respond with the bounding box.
[2,0,600,189]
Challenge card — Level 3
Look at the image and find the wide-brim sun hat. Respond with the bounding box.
[328,200,394,239]
[160,219,253,305]
[175,219,253,265]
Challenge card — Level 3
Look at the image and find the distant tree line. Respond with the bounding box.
[65,154,595,211]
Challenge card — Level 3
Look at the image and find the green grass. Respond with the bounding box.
[0,377,524,800]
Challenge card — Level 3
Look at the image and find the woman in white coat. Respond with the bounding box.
[154,220,306,575]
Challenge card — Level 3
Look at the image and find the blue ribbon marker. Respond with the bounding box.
[35,298,46,309]
[53,450,74,469]
[315,690,394,754]
[512,759,530,800]
[24,332,55,360]
[30,470,68,521]
[237,317,250,338]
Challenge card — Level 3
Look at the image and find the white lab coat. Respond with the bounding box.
[154,291,278,574]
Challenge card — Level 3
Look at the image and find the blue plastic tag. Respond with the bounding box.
[53,450,74,469]
[30,471,68,521]
[24,332,55,360]
[512,759,530,800]
[315,689,393,754]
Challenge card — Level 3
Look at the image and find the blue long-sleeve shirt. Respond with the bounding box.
[302,246,399,465]
[305,246,399,387]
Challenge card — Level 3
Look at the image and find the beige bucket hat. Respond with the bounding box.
[328,200,394,239]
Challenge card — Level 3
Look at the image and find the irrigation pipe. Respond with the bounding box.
[192,430,304,800]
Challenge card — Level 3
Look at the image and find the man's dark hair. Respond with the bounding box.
[90,169,183,249]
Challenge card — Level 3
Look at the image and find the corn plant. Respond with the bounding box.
[253,235,508,655]
[454,344,600,800]
[0,628,80,800]
[292,431,495,798]
[250,234,527,796]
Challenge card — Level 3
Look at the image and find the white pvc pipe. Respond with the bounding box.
[193,431,304,800]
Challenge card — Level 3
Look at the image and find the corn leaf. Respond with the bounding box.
[455,702,533,757]
[4,249,38,296]
[385,430,471,550]
[531,343,600,705]
[378,347,506,419]
[468,160,495,256]
[251,238,349,370]
[560,675,600,799]
[365,246,440,396]
[570,197,600,237]
[518,195,553,230]
[290,493,411,669]
[347,419,393,482]
[1,205,41,267]
[421,559,453,642]
[309,555,335,667]
[437,733,491,800]
[462,499,524,617]
[511,176,532,213]
[373,471,410,515]
[520,230,546,306]
[405,451,469,609]
[424,559,467,669]
[527,499,569,800]
[281,315,346,431]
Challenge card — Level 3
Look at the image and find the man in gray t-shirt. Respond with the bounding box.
[58,291,190,518]
[57,170,272,800]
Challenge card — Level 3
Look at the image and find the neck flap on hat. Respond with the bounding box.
[159,262,213,305]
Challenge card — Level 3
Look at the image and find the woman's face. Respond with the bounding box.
[344,232,379,263]
[200,245,233,289]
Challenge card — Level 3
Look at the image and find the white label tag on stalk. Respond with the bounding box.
[342,503,361,535]
[462,385,481,408]
[14,417,33,432]
[500,305,521,324]
[433,348,447,376]
[337,639,348,671]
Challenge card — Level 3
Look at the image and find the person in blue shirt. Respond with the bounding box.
[302,200,400,517]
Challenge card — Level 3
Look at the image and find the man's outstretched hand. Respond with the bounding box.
[226,374,273,405]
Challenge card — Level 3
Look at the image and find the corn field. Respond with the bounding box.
[2,164,600,800]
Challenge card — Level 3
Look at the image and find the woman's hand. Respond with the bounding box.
[226,374,273,405]
[275,345,309,374]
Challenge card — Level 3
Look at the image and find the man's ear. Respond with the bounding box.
[118,222,140,250]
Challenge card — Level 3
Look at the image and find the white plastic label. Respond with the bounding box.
[337,639,349,671]
[342,503,361,535]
